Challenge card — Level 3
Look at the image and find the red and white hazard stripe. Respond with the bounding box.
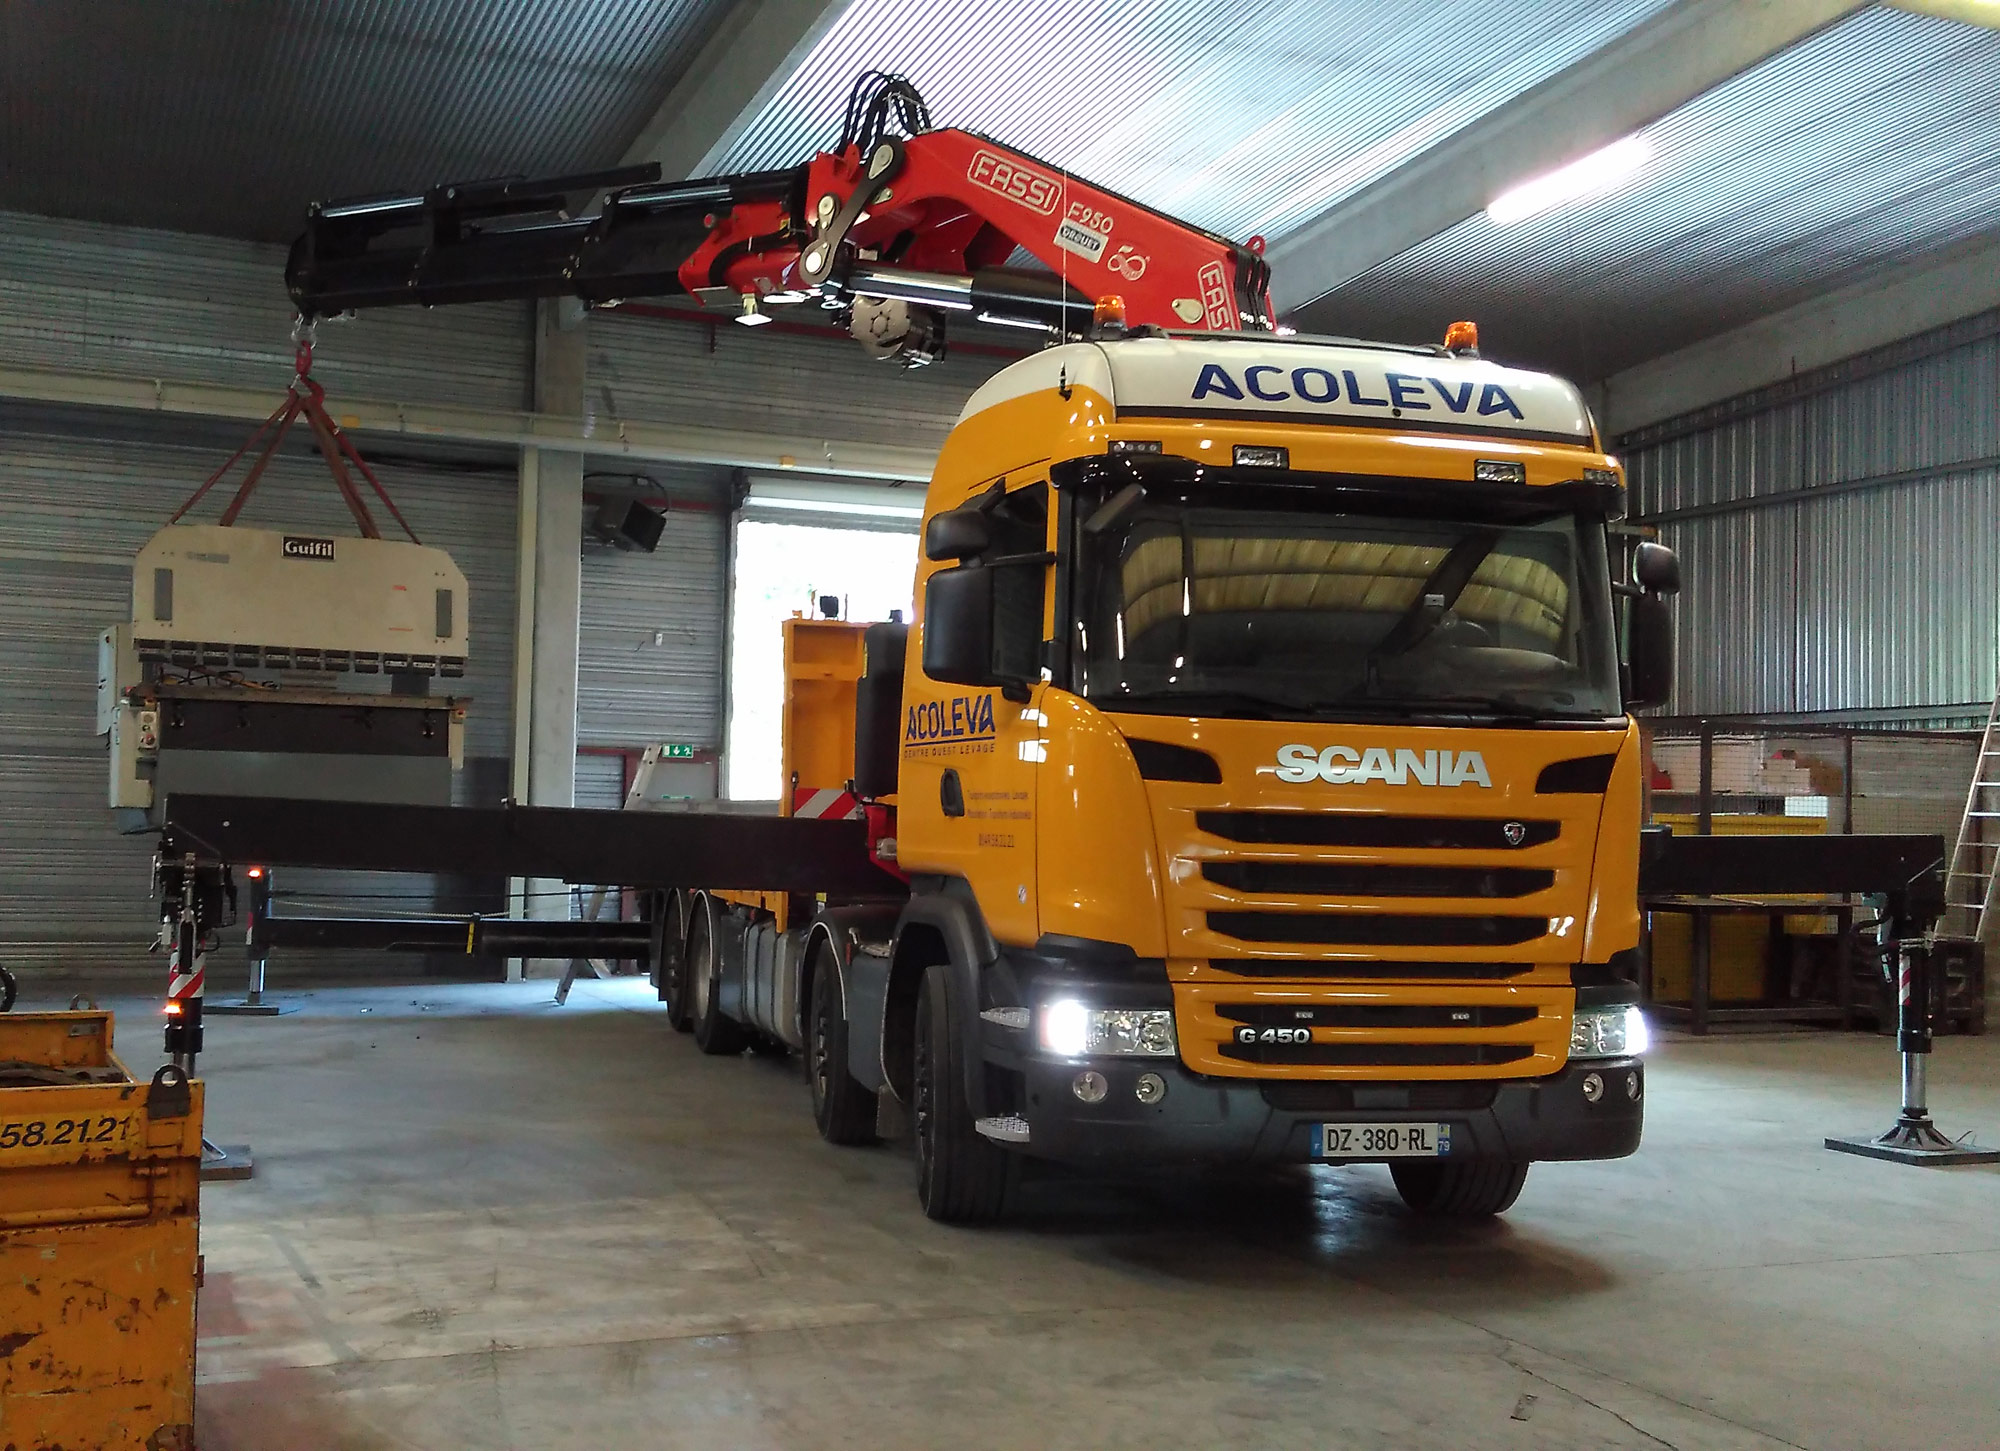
[793,787,862,820]
[168,950,206,1001]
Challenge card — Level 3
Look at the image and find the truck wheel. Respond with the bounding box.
[1389,1159,1529,1218]
[661,892,693,1033]
[809,948,877,1146]
[689,902,747,1057]
[912,964,1007,1223]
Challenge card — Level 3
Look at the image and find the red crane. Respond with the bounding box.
[287,74,1273,366]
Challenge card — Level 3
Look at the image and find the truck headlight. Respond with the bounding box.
[1038,1001,1177,1058]
[1571,1003,1648,1059]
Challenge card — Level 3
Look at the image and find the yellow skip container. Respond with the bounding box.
[0,1011,201,1450]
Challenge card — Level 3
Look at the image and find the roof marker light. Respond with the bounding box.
[1487,136,1651,226]
[1474,459,1527,485]
[1234,445,1289,469]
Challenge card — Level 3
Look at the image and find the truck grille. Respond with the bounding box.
[1202,861,1554,898]
[1216,1002,1540,1030]
[1207,958,1536,979]
[1207,911,1549,947]
[1222,1041,1537,1067]
[1196,811,1559,851]
[1172,980,1571,1080]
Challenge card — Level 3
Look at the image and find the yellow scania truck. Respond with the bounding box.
[668,325,1680,1223]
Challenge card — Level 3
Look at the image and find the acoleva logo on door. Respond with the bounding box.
[1275,744,1492,788]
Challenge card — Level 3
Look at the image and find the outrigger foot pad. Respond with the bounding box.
[1827,1112,2000,1166]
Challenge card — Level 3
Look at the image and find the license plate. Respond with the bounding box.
[1313,1122,1450,1159]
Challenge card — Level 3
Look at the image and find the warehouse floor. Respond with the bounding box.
[36,981,2000,1451]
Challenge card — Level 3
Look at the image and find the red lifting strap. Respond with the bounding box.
[169,329,421,544]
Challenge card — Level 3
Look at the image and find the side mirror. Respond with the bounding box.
[1633,540,1680,594]
[1625,592,1675,711]
[923,565,998,685]
[923,558,1045,691]
[924,507,990,562]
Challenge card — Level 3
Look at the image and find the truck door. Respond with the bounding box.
[899,476,1051,947]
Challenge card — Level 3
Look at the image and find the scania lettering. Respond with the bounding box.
[1274,744,1493,787]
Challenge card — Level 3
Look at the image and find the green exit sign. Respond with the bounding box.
[661,743,697,760]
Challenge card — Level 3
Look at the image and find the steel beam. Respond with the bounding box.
[618,0,859,180]
[0,361,936,481]
[1599,233,2000,436]
[161,794,905,897]
[1267,0,1869,315]
[259,915,652,958]
[1641,830,1945,920]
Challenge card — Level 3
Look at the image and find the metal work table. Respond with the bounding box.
[1642,894,1861,1036]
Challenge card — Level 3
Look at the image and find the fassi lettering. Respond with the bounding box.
[1274,743,1493,788]
[1192,363,1524,420]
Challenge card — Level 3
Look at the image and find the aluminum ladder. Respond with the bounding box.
[1941,692,2000,942]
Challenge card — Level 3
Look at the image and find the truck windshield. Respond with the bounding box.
[1071,491,1622,723]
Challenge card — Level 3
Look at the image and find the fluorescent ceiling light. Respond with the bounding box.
[1891,0,2000,28]
[1486,136,1651,226]
[750,495,923,520]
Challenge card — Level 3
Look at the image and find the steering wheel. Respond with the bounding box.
[1430,615,1494,648]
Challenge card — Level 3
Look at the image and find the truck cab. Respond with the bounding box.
[684,327,1678,1224]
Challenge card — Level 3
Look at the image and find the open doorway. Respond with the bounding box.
[724,520,916,800]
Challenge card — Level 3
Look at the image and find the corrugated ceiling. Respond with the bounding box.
[719,0,1680,245]
[0,0,1994,386]
[0,0,733,243]
[1299,6,2000,381]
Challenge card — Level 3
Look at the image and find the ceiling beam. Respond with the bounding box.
[1598,231,2000,438]
[1265,0,1869,316]
[0,360,937,481]
[618,0,857,180]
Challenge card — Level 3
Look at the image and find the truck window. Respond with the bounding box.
[1072,490,1620,723]
[989,482,1049,683]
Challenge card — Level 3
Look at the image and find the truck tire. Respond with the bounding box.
[661,892,693,1033]
[689,902,747,1057]
[809,947,877,1146]
[1389,1159,1529,1218]
[0,963,15,1013]
[912,964,1008,1223]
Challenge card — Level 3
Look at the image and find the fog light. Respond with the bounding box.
[1072,1070,1109,1103]
[1625,1071,1641,1101]
[1134,1072,1166,1105]
[1581,1071,1604,1103]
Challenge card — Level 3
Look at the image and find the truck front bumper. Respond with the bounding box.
[999,1056,1643,1167]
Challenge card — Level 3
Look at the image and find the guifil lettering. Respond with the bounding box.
[1275,744,1493,788]
[906,692,997,744]
[1192,363,1525,421]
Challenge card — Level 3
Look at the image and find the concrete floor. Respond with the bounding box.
[27,980,2000,1450]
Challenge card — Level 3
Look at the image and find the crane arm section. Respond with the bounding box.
[287,118,1271,355]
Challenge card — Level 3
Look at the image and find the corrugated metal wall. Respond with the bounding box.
[587,309,1001,458]
[1624,308,2000,724]
[578,463,730,755]
[0,209,530,411]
